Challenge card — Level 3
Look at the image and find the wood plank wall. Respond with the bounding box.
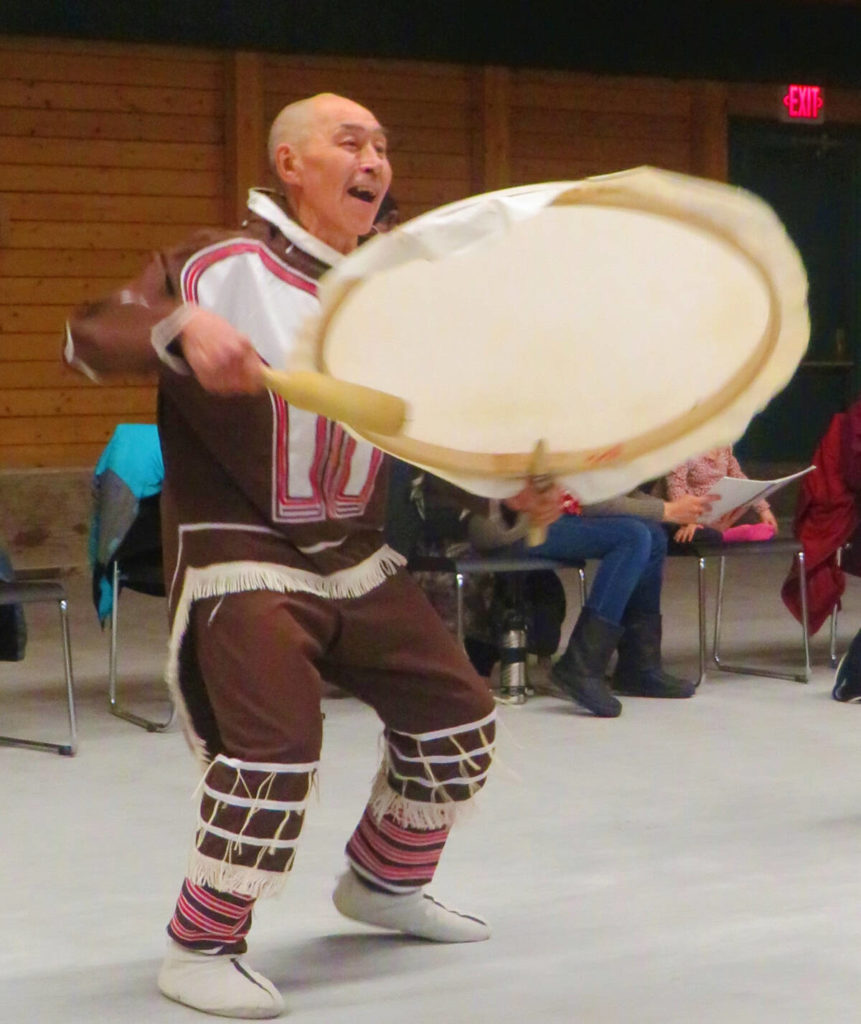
[2,34,860,471]
[0,36,225,469]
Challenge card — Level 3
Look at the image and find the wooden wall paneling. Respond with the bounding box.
[473,67,511,193]
[0,386,156,417]
[515,71,693,116]
[224,51,266,227]
[0,166,221,197]
[0,335,72,361]
[0,33,221,66]
[3,193,223,226]
[0,108,223,143]
[0,80,220,117]
[1,362,154,389]
[0,34,224,470]
[265,57,471,105]
[509,69,694,185]
[0,250,166,277]
[1,137,222,171]
[1,443,107,468]
[2,414,143,444]
[689,82,729,181]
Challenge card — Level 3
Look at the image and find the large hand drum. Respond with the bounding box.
[306,167,809,501]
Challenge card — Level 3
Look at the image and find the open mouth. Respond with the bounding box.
[347,186,377,203]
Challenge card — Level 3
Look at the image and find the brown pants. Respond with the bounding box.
[179,569,495,764]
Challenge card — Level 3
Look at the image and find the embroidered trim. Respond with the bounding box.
[397,708,497,744]
[190,754,318,899]
[201,784,311,812]
[199,824,300,850]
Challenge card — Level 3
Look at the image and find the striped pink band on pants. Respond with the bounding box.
[167,879,255,954]
[346,808,449,893]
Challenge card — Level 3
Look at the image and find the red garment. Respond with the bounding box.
[561,490,582,516]
[782,403,861,633]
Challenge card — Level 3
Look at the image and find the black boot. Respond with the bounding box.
[612,611,695,698]
[551,607,624,717]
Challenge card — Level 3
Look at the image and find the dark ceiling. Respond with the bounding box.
[2,0,861,88]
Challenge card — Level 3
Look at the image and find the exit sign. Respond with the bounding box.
[781,84,825,122]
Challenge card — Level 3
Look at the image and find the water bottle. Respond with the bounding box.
[498,611,528,705]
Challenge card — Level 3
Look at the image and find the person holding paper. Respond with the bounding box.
[666,446,779,545]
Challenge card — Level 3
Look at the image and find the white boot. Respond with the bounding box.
[157,939,284,1019]
[332,870,490,943]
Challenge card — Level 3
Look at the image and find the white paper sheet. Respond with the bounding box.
[701,465,815,524]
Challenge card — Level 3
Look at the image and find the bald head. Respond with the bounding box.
[266,92,392,254]
[267,93,378,173]
[267,94,321,172]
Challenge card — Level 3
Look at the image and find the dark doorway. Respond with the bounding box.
[729,120,861,466]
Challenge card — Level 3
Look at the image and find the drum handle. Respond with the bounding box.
[526,440,551,547]
[261,368,407,437]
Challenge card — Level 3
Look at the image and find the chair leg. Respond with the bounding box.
[797,550,811,682]
[712,552,810,683]
[695,555,707,688]
[455,570,465,648]
[0,592,78,756]
[577,566,587,608]
[829,603,840,667]
[58,595,78,754]
[108,562,175,732]
[829,546,843,667]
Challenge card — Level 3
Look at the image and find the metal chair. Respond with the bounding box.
[677,537,810,686]
[106,494,174,732]
[0,570,77,756]
[408,553,586,704]
[829,544,851,667]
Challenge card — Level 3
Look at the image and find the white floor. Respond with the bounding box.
[3,554,861,1024]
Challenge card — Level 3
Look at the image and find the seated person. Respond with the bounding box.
[452,483,714,719]
[386,461,565,681]
[665,446,778,548]
[524,489,712,718]
[833,627,861,702]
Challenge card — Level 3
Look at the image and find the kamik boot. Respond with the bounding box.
[551,607,624,717]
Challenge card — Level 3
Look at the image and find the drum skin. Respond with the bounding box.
[306,168,809,501]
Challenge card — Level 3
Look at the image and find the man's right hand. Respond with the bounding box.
[180,307,265,395]
[664,493,716,525]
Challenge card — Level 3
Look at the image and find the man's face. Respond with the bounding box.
[282,97,392,254]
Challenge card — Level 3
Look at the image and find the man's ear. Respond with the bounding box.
[273,142,301,186]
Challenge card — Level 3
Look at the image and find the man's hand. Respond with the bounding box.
[504,481,564,528]
[663,493,716,525]
[180,307,265,395]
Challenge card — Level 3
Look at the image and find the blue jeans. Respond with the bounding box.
[525,515,667,625]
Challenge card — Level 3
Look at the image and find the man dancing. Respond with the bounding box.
[65,93,558,1018]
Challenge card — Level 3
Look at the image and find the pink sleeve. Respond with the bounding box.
[726,449,747,480]
[665,463,689,499]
